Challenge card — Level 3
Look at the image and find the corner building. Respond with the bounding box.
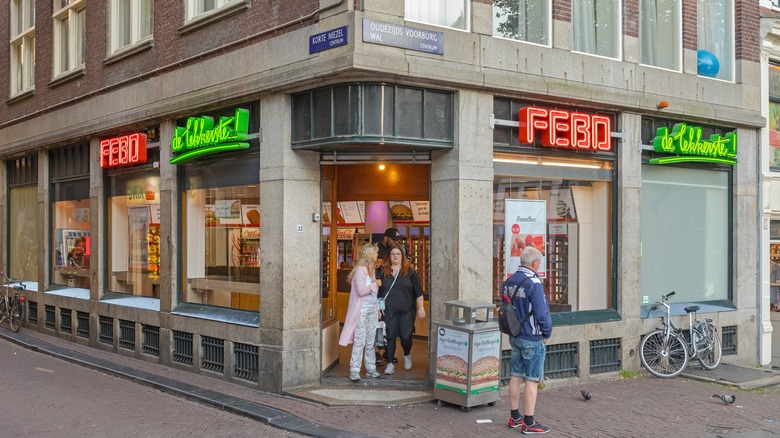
[0,0,764,393]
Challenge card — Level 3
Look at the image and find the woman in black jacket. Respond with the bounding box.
[377,244,425,374]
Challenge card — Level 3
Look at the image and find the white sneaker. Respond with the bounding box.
[404,354,412,370]
[349,372,361,381]
[385,363,395,375]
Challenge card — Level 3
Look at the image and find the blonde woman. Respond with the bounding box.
[338,243,383,381]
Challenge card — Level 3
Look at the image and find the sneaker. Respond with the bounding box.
[522,421,550,434]
[404,354,412,370]
[385,363,395,375]
[366,370,381,378]
[508,417,524,429]
[349,372,361,381]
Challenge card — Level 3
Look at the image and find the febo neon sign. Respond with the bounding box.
[100,133,147,168]
[518,106,612,151]
[171,108,250,164]
[650,123,737,165]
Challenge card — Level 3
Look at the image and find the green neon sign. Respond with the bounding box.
[171,108,249,164]
[649,123,737,165]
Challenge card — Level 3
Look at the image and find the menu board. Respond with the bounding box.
[338,201,363,224]
[411,201,430,222]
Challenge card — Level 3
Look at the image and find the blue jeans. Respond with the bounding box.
[510,337,546,382]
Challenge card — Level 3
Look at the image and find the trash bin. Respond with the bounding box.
[434,300,501,412]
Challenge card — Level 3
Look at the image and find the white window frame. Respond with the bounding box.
[186,0,236,21]
[53,0,86,77]
[109,0,152,53]
[696,0,735,82]
[492,0,552,47]
[405,0,471,31]
[639,0,682,72]
[571,0,622,60]
[10,0,36,96]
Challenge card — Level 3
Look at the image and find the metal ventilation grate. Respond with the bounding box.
[173,330,194,365]
[27,301,37,325]
[590,338,621,374]
[99,316,113,345]
[142,325,160,357]
[60,308,72,333]
[721,325,737,356]
[201,336,225,373]
[76,311,89,338]
[119,320,135,350]
[233,342,259,381]
[45,305,56,330]
[544,342,579,379]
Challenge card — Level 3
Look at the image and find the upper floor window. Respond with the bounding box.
[53,0,86,76]
[493,0,550,46]
[639,0,680,71]
[405,0,469,31]
[110,0,152,53]
[10,0,36,95]
[187,0,239,21]
[697,0,733,81]
[572,0,620,59]
[769,63,780,169]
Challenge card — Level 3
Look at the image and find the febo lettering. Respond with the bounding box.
[518,106,612,151]
[100,133,147,168]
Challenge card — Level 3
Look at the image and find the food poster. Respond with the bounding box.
[411,201,430,222]
[540,188,577,221]
[215,199,243,225]
[435,326,470,394]
[205,205,217,227]
[470,331,501,394]
[242,204,260,226]
[128,206,150,270]
[338,201,362,224]
[321,202,345,224]
[389,201,414,222]
[505,199,547,278]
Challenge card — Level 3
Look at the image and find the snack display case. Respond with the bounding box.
[407,226,430,293]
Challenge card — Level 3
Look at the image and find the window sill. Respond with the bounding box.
[640,299,736,319]
[100,292,160,311]
[6,88,35,105]
[551,308,621,326]
[172,302,259,327]
[49,66,86,89]
[179,0,249,35]
[46,285,90,300]
[104,37,155,66]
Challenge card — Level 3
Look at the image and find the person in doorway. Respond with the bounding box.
[377,227,403,263]
[338,243,382,381]
[377,244,425,375]
[68,237,88,268]
[504,246,552,434]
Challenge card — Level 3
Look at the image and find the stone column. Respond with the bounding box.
[38,149,50,290]
[258,94,321,392]
[429,90,494,373]
[89,138,104,301]
[158,121,177,315]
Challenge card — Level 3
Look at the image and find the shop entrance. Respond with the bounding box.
[320,163,431,384]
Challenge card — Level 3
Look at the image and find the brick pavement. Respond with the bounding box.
[5,327,780,437]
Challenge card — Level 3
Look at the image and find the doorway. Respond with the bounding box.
[320,163,431,384]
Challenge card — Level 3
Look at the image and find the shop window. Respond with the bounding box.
[182,155,260,312]
[405,0,469,31]
[50,143,90,292]
[8,155,38,288]
[640,165,729,303]
[492,154,614,313]
[53,0,85,77]
[109,0,152,53]
[106,149,160,298]
[769,64,780,170]
[10,0,35,96]
[292,83,453,149]
[572,0,620,59]
[639,0,680,71]
[697,0,733,81]
[493,0,550,46]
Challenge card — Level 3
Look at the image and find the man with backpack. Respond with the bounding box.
[502,246,552,434]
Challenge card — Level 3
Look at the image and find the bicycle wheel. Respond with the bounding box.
[697,322,722,370]
[640,330,689,378]
[9,300,22,332]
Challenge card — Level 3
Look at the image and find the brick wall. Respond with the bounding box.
[552,0,571,22]
[624,0,639,38]
[736,0,761,63]
[0,0,321,127]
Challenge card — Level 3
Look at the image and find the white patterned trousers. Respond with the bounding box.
[350,306,379,374]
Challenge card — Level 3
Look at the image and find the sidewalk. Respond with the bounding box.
[5,326,780,437]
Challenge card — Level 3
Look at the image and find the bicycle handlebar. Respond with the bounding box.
[0,271,25,289]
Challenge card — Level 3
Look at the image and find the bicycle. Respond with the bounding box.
[0,272,26,332]
[639,291,722,378]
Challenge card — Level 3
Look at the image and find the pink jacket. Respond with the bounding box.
[338,265,378,346]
